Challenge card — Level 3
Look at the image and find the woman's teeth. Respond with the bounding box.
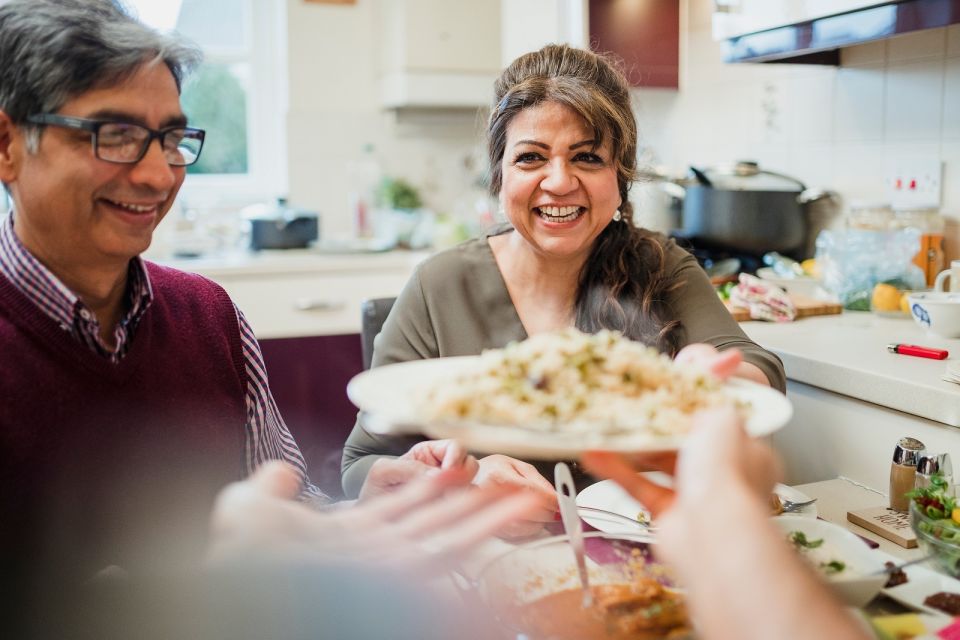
[536,206,582,222]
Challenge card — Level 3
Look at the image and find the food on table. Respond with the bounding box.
[869,613,926,639]
[801,258,820,278]
[882,561,909,588]
[923,591,960,616]
[421,329,743,438]
[787,530,849,576]
[907,473,960,577]
[770,493,784,516]
[510,579,690,640]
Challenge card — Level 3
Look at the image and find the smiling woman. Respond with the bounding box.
[341,45,785,518]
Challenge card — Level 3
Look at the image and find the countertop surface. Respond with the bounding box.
[154,247,431,279]
[742,313,960,427]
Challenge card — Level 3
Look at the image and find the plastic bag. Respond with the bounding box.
[815,228,925,310]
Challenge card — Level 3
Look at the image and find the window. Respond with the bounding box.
[130,0,287,206]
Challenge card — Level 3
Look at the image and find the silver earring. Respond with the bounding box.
[612,209,622,222]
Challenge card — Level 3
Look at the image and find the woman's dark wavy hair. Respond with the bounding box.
[487,44,682,354]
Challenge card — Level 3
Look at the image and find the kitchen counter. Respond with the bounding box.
[739,313,960,491]
[156,248,430,338]
[742,313,960,428]
[159,247,430,280]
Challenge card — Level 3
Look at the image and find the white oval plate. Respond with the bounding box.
[348,356,793,459]
[882,566,960,617]
[575,476,817,534]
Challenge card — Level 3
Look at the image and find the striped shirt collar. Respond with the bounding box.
[0,212,154,359]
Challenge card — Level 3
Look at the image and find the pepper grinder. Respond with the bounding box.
[890,437,926,512]
[915,452,955,496]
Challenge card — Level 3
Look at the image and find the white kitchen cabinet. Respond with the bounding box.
[377,0,501,108]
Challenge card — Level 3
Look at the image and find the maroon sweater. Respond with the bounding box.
[0,263,247,606]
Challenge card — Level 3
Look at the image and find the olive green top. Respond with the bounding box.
[341,225,786,498]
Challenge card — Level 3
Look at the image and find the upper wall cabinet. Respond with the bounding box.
[588,0,679,89]
[377,0,501,108]
[714,0,960,64]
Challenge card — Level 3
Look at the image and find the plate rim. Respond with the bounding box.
[348,355,793,458]
[575,477,818,534]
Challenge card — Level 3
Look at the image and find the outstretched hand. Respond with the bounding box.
[207,461,538,575]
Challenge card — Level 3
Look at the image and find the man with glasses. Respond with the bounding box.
[0,2,503,635]
[0,0,318,594]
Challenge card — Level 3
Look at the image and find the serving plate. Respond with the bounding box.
[576,476,817,534]
[882,565,960,617]
[347,356,793,459]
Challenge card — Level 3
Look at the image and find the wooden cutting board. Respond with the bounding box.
[725,294,843,322]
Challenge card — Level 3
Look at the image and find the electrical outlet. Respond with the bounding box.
[885,157,943,210]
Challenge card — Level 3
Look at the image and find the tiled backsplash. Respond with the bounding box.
[632,0,960,259]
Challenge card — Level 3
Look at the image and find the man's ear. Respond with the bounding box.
[0,110,22,184]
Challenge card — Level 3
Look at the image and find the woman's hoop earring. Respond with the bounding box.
[612,209,622,222]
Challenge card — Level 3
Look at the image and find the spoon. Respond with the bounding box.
[555,462,593,609]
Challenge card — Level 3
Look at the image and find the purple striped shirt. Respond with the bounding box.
[0,213,325,502]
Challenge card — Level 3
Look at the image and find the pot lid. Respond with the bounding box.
[692,161,806,192]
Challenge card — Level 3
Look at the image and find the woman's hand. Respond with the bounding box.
[359,439,479,501]
[675,344,770,386]
[473,454,558,539]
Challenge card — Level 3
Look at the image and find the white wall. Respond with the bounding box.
[284,0,490,238]
[631,0,960,258]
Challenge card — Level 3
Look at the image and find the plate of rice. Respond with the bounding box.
[347,329,792,458]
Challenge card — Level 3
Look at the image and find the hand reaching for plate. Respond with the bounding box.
[207,461,538,576]
[473,454,559,539]
[675,344,771,387]
[581,410,868,640]
[581,406,780,522]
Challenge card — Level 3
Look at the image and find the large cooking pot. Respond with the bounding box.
[242,197,320,250]
[672,161,832,255]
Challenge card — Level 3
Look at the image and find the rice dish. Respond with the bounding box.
[420,329,741,439]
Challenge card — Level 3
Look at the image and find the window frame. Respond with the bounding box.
[177,0,288,207]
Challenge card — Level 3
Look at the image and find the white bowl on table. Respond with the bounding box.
[907,292,960,339]
[771,516,887,607]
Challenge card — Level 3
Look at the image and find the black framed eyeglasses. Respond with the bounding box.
[26,113,205,167]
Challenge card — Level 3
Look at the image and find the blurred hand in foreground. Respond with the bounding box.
[359,439,479,501]
[582,408,869,640]
[473,454,559,539]
[207,461,538,575]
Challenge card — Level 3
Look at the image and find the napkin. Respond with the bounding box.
[729,273,797,322]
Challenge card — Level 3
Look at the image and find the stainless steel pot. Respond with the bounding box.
[242,197,320,251]
[670,161,835,256]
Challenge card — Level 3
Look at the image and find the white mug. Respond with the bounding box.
[934,260,960,293]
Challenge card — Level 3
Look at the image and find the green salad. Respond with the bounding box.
[907,473,960,577]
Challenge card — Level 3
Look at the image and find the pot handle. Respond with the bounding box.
[798,188,832,205]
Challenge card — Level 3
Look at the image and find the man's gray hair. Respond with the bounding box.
[0,0,202,151]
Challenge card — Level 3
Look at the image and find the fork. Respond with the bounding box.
[780,497,818,513]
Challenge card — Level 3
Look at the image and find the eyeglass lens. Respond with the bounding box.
[96,123,202,166]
